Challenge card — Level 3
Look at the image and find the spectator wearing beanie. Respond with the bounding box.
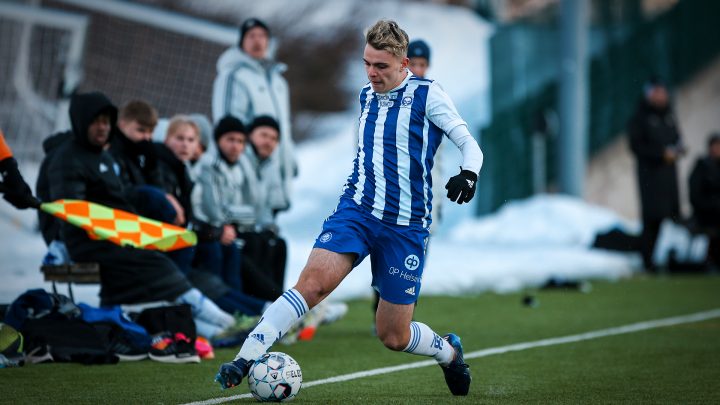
[227,115,289,301]
[211,17,297,221]
[191,115,255,290]
[407,39,431,79]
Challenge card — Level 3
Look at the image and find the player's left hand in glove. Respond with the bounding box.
[0,157,40,209]
[445,168,477,205]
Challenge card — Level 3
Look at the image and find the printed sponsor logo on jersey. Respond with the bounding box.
[251,333,265,344]
[405,286,416,296]
[401,96,413,107]
[404,254,420,271]
[388,266,422,283]
[319,232,332,243]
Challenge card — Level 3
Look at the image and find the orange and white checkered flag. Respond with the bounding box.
[41,199,196,252]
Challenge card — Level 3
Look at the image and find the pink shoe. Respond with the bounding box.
[195,336,215,360]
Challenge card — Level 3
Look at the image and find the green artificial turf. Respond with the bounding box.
[1,274,718,404]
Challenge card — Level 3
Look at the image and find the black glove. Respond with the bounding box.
[445,169,477,204]
[0,157,40,209]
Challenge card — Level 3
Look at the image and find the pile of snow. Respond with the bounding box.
[450,194,637,247]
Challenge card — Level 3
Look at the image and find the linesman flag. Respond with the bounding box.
[41,199,196,252]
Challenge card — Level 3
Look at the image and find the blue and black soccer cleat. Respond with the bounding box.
[215,358,251,390]
[441,333,471,396]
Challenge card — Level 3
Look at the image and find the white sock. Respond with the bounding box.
[176,288,235,329]
[235,289,309,362]
[403,321,455,366]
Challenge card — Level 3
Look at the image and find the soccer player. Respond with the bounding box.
[215,19,482,396]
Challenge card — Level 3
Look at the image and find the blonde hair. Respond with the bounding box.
[365,19,409,58]
[165,114,200,142]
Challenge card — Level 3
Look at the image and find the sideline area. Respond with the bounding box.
[184,307,720,405]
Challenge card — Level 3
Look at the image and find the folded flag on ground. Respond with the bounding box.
[40,199,196,252]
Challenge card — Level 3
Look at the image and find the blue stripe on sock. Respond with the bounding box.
[409,323,420,352]
[412,323,421,351]
[282,292,301,317]
[406,322,420,353]
[286,289,307,315]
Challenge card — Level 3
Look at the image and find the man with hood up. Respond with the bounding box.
[211,17,296,217]
[47,92,237,341]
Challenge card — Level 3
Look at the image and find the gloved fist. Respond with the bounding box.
[0,157,40,209]
[445,169,477,204]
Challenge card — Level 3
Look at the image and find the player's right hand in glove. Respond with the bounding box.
[0,157,40,209]
[445,168,477,205]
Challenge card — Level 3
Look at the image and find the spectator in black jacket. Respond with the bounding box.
[111,100,183,225]
[47,92,236,339]
[628,77,684,271]
[689,132,720,266]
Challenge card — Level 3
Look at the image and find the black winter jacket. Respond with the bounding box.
[627,99,682,221]
[47,92,191,305]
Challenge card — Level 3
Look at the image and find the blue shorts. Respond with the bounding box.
[313,198,429,304]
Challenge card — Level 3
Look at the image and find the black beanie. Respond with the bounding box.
[249,115,280,137]
[239,18,270,48]
[214,115,246,142]
[408,40,430,62]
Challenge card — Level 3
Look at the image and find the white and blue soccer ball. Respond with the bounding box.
[248,352,302,402]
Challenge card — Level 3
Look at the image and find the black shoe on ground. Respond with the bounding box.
[148,332,200,364]
[441,333,471,396]
[215,358,251,390]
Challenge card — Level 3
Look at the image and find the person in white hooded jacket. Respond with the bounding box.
[211,17,296,216]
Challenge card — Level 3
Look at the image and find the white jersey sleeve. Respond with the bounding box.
[426,82,467,134]
[426,82,483,174]
[448,125,483,174]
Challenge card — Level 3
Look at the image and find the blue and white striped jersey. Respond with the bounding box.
[341,73,468,229]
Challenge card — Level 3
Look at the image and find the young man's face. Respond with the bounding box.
[87,113,112,147]
[217,132,246,163]
[647,85,669,109]
[165,124,199,162]
[408,57,429,79]
[242,27,269,60]
[250,126,279,160]
[118,119,154,143]
[364,44,409,93]
[710,141,720,160]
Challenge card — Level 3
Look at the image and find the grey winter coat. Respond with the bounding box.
[191,151,255,230]
[211,47,296,210]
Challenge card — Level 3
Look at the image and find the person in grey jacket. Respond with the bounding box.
[212,17,296,216]
[236,116,288,301]
[192,115,254,290]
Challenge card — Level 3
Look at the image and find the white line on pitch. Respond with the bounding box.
[182,308,720,405]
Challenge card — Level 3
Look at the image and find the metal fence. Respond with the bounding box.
[477,0,720,213]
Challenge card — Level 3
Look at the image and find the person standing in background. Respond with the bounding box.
[628,77,684,272]
[212,17,296,216]
[688,133,720,269]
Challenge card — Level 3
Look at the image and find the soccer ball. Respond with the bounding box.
[248,352,302,402]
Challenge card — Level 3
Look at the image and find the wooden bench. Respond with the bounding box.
[40,263,100,301]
